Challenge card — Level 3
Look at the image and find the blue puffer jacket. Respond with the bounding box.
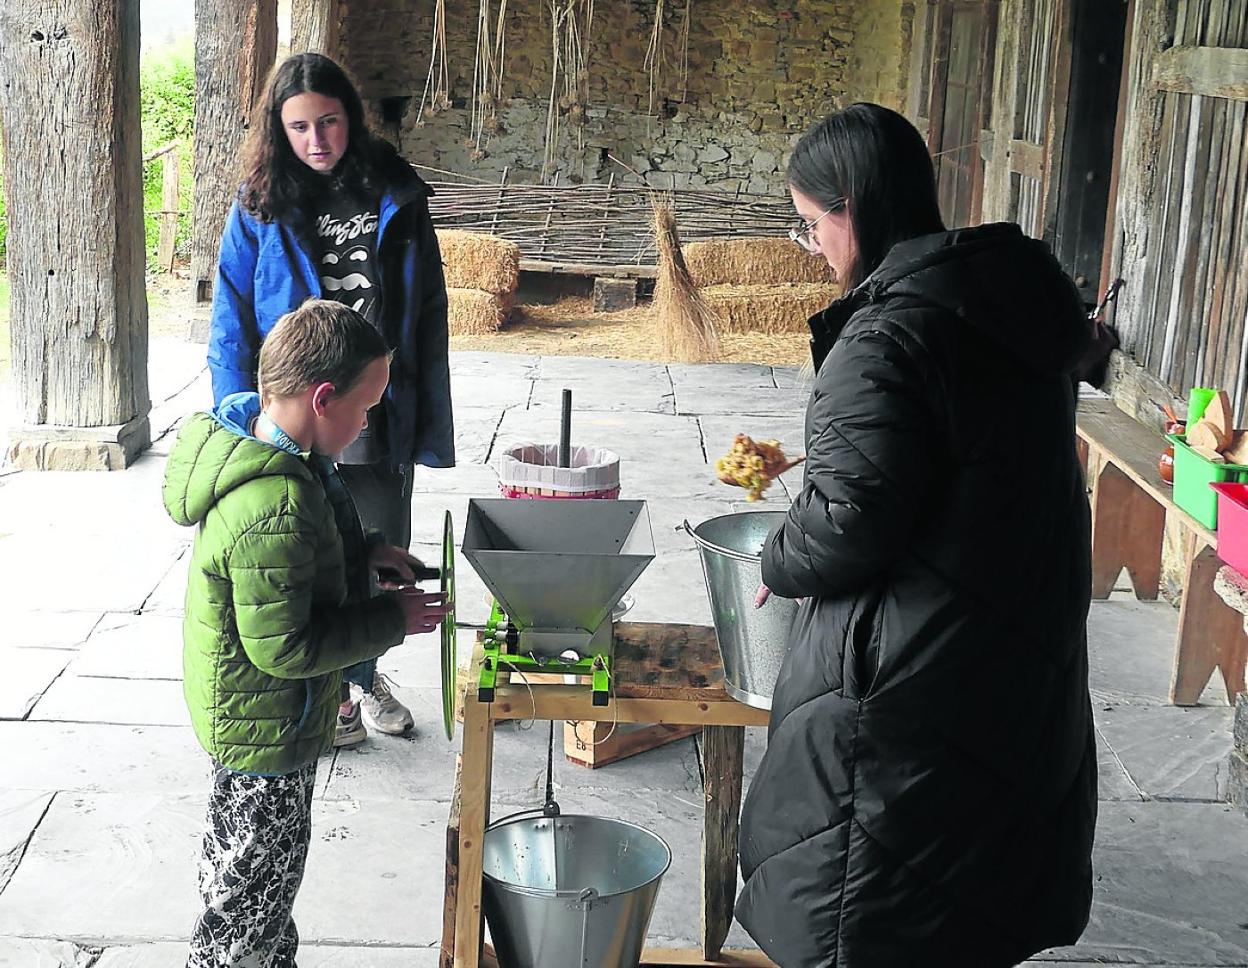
[207,162,454,468]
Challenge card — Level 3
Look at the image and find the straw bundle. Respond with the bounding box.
[652,198,720,363]
[701,283,841,334]
[436,229,520,295]
[447,287,511,335]
[682,237,834,287]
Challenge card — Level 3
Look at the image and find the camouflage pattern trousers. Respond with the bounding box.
[187,761,317,968]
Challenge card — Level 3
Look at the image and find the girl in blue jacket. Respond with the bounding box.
[208,52,454,745]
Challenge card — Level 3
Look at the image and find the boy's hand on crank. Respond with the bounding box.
[394,589,450,635]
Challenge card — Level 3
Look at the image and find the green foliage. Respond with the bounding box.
[141,39,195,269]
[0,161,7,266]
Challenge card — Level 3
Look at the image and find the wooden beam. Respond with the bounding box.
[0,0,151,467]
[190,0,278,303]
[1153,45,1248,102]
[700,726,745,961]
[290,0,342,58]
[157,149,181,273]
[1009,138,1046,181]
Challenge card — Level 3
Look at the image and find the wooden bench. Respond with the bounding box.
[1077,400,1248,703]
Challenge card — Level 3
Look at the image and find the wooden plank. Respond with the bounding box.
[520,258,658,279]
[157,148,180,273]
[641,950,777,967]
[1090,461,1166,599]
[440,755,463,968]
[1172,538,1248,703]
[564,720,700,769]
[701,726,745,961]
[1009,138,1045,181]
[453,695,495,968]
[491,688,770,727]
[1153,45,1248,100]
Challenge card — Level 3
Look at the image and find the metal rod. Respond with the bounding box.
[559,388,572,468]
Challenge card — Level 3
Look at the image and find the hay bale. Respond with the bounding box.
[447,287,511,336]
[702,283,841,334]
[683,237,833,287]
[436,229,521,296]
[652,199,720,363]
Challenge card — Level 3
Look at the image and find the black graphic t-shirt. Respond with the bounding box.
[313,184,387,464]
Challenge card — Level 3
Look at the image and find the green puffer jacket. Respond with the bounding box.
[163,408,405,774]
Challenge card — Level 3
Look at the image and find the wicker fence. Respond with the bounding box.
[421,166,795,273]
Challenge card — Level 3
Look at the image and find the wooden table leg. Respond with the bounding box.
[441,756,464,968]
[453,693,495,968]
[1173,539,1248,705]
[701,725,745,961]
[1091,461,1166,600]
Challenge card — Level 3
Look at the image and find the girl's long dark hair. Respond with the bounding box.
[787,103,946,289]
[239,53,396,224]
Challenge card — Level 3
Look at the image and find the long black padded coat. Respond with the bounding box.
[736,223,1098,968]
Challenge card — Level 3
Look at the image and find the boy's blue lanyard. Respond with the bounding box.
[254,411,307,458]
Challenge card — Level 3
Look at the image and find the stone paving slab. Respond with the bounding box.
[0,792,202,941]
[0,649,73,721]
[87,943,441,967]
[66,613,184,681]
[1096,727,1145,801]
[1084,598,1228,707]
[0,790,52,890]
[5,611,102,651]
[27,676,188,728]
[667,362,778,389]
[0,937,98,967]
[0,534,184,615]
[452,405,504,464]
[771,364,806,388]
[450,351,540,382]
[675,384,812,416]
[409,463,504,496]
[530,381,676,415]
[450,375,531,412]
[0,724,208,795]
[138,552,190,616]
[1094,705,1234,801]
[496,407,704,463]
[1040,802,1248,965]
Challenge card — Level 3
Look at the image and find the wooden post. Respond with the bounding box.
[158,148,181,273]
[0,0,151,470]
[452,693,494,968]
[291,0,343,58]
[700,725,745,961]
[190,0,278,304]
[441,755,464,968]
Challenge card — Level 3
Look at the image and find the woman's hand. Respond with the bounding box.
[754,583,772,608]
[394,589,450,636]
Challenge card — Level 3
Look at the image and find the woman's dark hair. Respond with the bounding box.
[239,53,394,224]
[787,103,946,289]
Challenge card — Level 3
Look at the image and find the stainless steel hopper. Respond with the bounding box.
[462,498,654,659]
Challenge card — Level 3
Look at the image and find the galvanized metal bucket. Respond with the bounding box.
[482,814,671,968]
[682,512,798,710]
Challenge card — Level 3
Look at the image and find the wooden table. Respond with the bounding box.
[1077,402,1247,703]
[440,622,778,968]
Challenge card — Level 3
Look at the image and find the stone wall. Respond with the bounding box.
[1234,695,1248,816]
[339,0,910,196]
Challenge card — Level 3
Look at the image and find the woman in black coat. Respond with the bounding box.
[736,103,1097,967]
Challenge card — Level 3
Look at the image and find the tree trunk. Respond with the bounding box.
[291,0,342,59]
[0,0,150,464]
[191,0,278,303]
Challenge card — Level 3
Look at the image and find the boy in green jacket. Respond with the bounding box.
[163,299,449,968]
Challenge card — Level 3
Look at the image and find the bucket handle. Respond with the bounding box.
[677,519,764,564]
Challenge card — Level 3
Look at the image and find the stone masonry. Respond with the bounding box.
[339,0,910,195]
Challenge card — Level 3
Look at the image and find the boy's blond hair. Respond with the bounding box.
[258,299,391,406]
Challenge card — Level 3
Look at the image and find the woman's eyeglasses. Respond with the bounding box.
[788,198,846,253]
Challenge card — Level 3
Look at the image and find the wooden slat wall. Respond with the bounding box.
[1113,0,1248,418]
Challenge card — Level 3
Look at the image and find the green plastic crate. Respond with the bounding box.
[1167,433,1248,529]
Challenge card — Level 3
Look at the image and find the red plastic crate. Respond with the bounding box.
[1211,482,1248,575]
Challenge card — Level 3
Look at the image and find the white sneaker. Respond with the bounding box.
[360,672,415,735]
